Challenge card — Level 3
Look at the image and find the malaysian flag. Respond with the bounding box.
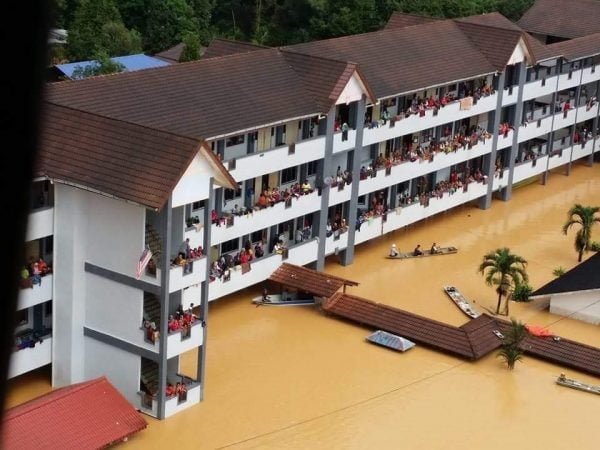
[135,248,153,279]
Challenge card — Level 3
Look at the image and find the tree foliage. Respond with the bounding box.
[497,319,526,370]
[144,0,197,54]
[562,204,600,262]
[179,32,201,62]
[71,51,126,79]
[478,248,528,315]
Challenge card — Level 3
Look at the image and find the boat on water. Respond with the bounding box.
[443,286,481,319]
[366,330,415,352]
[387,246,458,259]
[252,293,317,306]
[556,374,600,395]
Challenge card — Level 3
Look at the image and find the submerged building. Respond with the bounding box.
[12,11,600,419]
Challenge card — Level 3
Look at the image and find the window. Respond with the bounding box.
[307,161,318,176]
[45,301,52,317]
[224,183,242,201]
[15,309,28,326]
[221,238,239,254]
[251,229,266,243]
[226,134,245,147]
[281,167,298,184]
[192,200,206,210]
[358,195,366,205]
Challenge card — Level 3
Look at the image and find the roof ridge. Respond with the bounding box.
[211,37,271,49]
[454,18,524,35]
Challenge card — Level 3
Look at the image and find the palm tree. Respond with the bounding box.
[478,248,528,315]
[497,319,526,370]
[562,204,600,262]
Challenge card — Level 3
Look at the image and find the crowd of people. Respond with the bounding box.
[165,381,188,400]
[210,240,265,282]
[168,304,199,337]
[19,257,51,289]
[172,238,204,274]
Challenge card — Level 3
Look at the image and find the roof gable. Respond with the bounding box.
[531,252,600,297]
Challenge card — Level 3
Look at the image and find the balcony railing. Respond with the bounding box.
[522,74,559,101]
[9,335,52,378]
[25,206,54,242]
[164,376,201,418]
[18,274,53,310]
[144,257,207,293]
[512,155,549,184]
[557,68,583,92]
[166,320,204,359]
[571,140,594,161]
[325,229,350,256]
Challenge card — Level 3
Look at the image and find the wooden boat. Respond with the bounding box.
[443,286,481,319]
[366,330,415,352]
[556,374,600,395]
[252,293,316,306]
[386,246,458,259]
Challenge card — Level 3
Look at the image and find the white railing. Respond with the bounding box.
[164,382,201,418]
[211,191,321,246]
[575,103,599,123]
[325,231,349,256]
[18,274,53,310]
[328,182,353,207]
[522,75,559,101]
[580,64,600,85]
[26,207,54,242]
[168,257,206,293]
[502,86,519,106]
[548,148,572,170]
[518,116,553,143]
[228,136,326,182]
[332,129,358,154]
[355,216,383,245]
[512,156,549,184]
[557,69,583,92]
[8,336,52,378]
[571,140,594,161]
[552,109,576,131]
[166,321,204,359]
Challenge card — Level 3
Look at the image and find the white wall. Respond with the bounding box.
[550,290,600,325]
[172,153,212,208]
[25,207,54,242]
[84,337,141,407]
[86,275,144,345]
[336,73,366,105]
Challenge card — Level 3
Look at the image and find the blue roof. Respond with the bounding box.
[56,54,170,78]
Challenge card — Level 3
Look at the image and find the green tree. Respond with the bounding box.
[188,0,216,44]
[68,0,140,60]
[497,319,526,370]
[144,0,197,53]
[70,51,125,79]
[309,0,380,40]
[562,204,600,262]
[479,248,528,315]
[496,0,535,21]
[118,0,147,34]
[179,32,201,62]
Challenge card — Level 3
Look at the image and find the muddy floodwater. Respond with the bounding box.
[6,164,600,449]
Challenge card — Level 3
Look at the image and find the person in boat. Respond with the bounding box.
[559,373,566,382]
[413,244,423,256]
[430,242,440,254]
[389,244,399,257]
[262,287,270,303]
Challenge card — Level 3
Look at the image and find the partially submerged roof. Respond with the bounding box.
[531,252,600,297]
[3,376,147,450]
[385,12,441,30]
[37,103,209,210]
[268,263,358,298]
[203,38,269,59]
[518,0,600,40]
[56,53,170,79]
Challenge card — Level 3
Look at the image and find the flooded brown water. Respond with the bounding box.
[6,163,600,449]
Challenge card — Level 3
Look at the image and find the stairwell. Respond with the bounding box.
[140,357,159,395]
[145,223,163,265]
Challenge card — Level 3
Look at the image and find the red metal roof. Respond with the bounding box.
[2,377,147,450]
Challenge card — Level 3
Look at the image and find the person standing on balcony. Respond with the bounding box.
[32,262,42,286]
[341,122,349,141]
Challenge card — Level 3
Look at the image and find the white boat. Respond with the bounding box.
[443,286,481,319]
[252,293,316,306]
[556,374,600,395]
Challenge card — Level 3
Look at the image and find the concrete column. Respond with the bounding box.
[340,96,366,266]
[501,62,527,201]
[389,184,398,209]
[214,188,223,215]
[589,105,599,166]
[479,71,505,210]
[315,105,337,271]
[157,196,172,420]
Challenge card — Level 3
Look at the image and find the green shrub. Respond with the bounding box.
[591,241,600,252]
[552,266,566,277]
[512,283,533,302]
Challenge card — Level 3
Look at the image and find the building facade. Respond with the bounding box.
[11,12,600,419]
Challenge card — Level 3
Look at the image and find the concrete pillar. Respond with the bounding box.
[340,96,366,266]
[157,196,172,420]
[501,62,527,201]
[479,71,505,210]
[315,105,337,271]
[198,178,213,400]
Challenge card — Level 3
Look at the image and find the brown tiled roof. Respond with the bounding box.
[325,293,600,375]
[3,376,147,450]
[203,38,269,59]
[268,263,358,298]
[286,20,497,98]
[38,103,203,210]
[518,0,600,39]
[385,12,441,30]
[154,42,206,63]
[547,32,600,61]
[324,292,477,359]
[46,49,328,141]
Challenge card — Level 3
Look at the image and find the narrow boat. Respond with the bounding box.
[366,330,415,352]
[556,374,600,395]
[386,246,458,259]
[252,293,316,306]
[443,286,481,319]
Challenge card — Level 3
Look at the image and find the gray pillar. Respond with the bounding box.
[567,69,586,174]
[157,196,172,420]
[479,71,505,210]
[543,63,564,184]
[198,178,213,400]
[589,107,599,166]
[389,184,398,209]
[316,105,337,271]
[214,188,223,215]
[340,97,366,266]
[501,62,527,201]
